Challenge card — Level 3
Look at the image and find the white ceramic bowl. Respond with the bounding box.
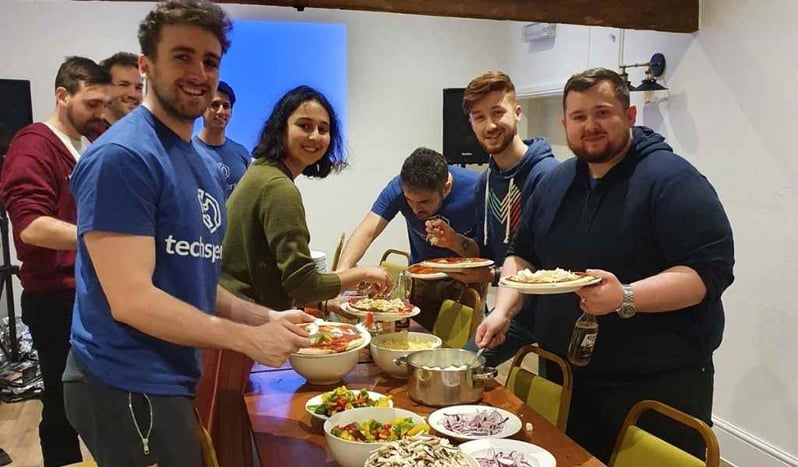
[289,324,371,385]
[323,407,426,467]
[370,332,443,378]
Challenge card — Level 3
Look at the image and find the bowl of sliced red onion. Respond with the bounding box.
[427,405,522,441]
[458,438,557,467]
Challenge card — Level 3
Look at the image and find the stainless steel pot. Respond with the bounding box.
[394,348,497,407]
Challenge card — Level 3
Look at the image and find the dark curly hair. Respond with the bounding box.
[138,0,232,58]
[252,85,347,178]
[400,147,448,193]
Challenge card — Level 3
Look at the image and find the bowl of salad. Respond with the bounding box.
[323,407,428,467]
[305,386,393,420]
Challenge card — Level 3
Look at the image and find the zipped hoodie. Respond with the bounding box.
[0,123,77,292]
[475,138,558,263]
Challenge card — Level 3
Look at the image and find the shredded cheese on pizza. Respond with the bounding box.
[509,268,581,284]
[352,298,410,313]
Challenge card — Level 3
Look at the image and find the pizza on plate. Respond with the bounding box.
[297,322,365,355]
[425,257,492,265]
[406,264,441,275]
[506,268,593,284]
[350,298,415,314]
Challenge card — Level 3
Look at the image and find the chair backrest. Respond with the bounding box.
[432,288,480,348]
[609,400,720,467]
[330,232,346,271]
[504,344,573,432]
[378,249,410,284]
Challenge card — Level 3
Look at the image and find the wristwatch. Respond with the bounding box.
[615,284,636,318]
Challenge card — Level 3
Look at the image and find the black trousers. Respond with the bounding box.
[547,357,714,463]
[20,289,82,467]
[64,350,203,467]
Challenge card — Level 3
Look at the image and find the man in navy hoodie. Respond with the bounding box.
[477,68,734,462]
[0,56,110,467]
[429,70,558,365]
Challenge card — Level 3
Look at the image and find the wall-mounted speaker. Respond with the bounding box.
[442,88,489,166]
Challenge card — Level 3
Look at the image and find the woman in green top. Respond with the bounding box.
[204,86,393,460]
[220,85,392,308]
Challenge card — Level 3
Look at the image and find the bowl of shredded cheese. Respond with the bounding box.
[370,331,443,378]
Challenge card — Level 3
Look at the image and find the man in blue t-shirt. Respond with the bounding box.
[62,2,313,465]
[336,147,479,329]
[193,80,251,197]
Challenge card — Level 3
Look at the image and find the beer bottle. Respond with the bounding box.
[567,312,598,366]
[394,270,411,330]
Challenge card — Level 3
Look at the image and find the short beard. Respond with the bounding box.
[149,67,208,123]
[480,125,516,156]
[570,131,631,164]
[66,103,102,138]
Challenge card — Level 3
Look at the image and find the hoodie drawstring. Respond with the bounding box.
[483,168,490,246]
[504,176,515,244]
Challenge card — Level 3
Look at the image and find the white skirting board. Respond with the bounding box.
[713,416,798,467]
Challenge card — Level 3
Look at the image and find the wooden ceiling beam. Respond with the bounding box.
[209,0,699,33]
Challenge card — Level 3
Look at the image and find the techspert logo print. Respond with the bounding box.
[163,189,224,263]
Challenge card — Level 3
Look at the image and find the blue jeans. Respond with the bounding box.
[465,312,537,368]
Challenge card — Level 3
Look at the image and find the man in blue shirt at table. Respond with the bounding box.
[336,147,479,329]
[194,80,251,197]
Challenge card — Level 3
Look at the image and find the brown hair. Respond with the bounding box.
[54,56,111,94]
[562,67,630,111]
[138,0,232,58]
[462,70,516,114]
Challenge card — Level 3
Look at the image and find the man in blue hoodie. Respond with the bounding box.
[477,68,734,462]
[429,70,558,365]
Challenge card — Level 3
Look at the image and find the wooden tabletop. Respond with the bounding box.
[245,363,605,467]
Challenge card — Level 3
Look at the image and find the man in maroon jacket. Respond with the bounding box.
[0,56,110,467]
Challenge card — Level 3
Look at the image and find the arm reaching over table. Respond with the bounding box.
[474,255,531,349]
[336,212,389,271]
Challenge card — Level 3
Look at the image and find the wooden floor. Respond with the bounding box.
[0,399,91,466]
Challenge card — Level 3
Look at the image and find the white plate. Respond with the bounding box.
[459,438,556,467]
[499,275,601,295]
[341,302,421,322]
[304,389,393,420]
[428,405,522,441]
[405,264,448,280]
[420,258,495,272]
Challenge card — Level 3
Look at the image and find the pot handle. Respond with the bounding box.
[393,355,409,367]
[472,366,498,381]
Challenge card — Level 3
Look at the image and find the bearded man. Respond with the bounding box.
[0,55,111,467]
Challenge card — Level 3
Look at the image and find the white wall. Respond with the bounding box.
[0,0,511,295]
[510,2,798,465]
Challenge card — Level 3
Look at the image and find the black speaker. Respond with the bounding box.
[442,88,489,165]
[0,79,33,156]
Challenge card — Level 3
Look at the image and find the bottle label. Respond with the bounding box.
[580,332,597,351]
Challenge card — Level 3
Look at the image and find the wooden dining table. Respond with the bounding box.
[244,360,605,466]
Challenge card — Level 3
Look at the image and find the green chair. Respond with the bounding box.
[378,249,410,286]
[432,287,480,348]
[504,344,573,432]
[609,400,720,467]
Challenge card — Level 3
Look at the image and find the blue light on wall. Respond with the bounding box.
[195,19,347,153]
